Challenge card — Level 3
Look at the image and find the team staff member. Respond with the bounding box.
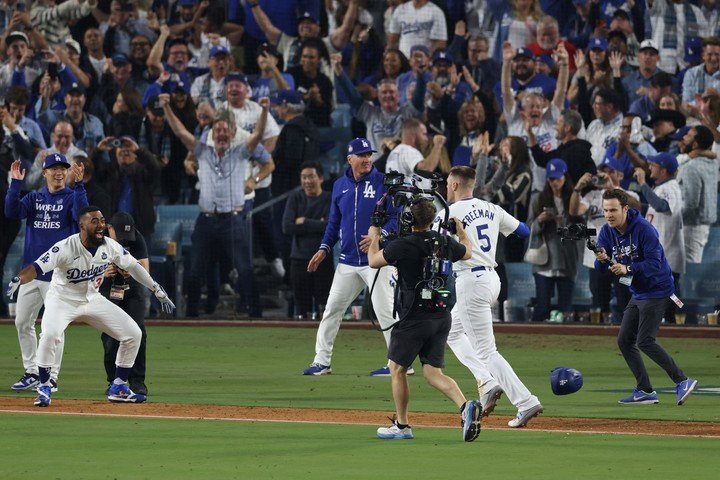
[595,189,698,406]
[367,198,481,441]
[439,166,543,428]
[100,212,150,396]
[303,138,401,376]
[6,206,175,407]
[4,153,87,392]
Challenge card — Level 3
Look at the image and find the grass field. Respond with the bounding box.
[1,324,718,479]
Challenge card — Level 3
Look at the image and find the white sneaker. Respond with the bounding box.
[269,258,285,278]
[220,283,235,296]
[508,404,543,428]
[377,421,413,439]
[479,384,503,417]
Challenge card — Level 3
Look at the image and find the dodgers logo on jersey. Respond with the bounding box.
[101,253,107,260]
[51,246,59,253]
[363,181,376,198]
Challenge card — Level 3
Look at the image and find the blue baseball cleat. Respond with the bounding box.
[107,383,147,403]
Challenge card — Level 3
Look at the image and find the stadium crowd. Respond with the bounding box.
[1,0,719,324]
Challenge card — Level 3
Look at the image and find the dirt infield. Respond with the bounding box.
[1,397,718,438]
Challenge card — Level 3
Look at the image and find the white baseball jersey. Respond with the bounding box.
[34,234,140,302]
[385,144,434,190]
[646,179,685,274]
[435,197,520,270]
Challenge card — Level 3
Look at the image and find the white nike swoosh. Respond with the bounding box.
[633,395,650,401]
[342,189,350,193]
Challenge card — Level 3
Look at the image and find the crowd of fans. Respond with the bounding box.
[0,0,719,322]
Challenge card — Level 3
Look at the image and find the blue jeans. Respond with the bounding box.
[187,212,260,316]
[532,274,574,322]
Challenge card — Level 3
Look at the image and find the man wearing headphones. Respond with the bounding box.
[367,197,481,442]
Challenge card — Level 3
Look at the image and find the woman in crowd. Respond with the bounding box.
[452,99,488,167]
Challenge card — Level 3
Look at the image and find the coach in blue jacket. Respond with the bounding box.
[594,188,697,406]
[302,137,402,377]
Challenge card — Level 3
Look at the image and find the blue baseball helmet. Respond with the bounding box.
[550,367,583,395]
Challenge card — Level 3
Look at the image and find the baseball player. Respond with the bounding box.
[303,138,402,376]
[4,153,88,392]
[436,166,544,428]
[6,206,175,407]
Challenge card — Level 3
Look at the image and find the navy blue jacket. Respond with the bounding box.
[320,166,398,266]
[594,209,674,300]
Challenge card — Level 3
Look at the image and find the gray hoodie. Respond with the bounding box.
[678,155,718,225]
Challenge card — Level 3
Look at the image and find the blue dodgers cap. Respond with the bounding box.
[270,89,303,105]
[668,125,691,141]
[546,158,568,179]
[647,152,679,174]
[112,53,131,66]
[410,44,430,57]
[225,72,248,84]
[297,11,319,23]
[588,37,608,51]
[67,82,86,95]
[550,367,583,395]
[209,45,230,58]
[347,137,376,156]
[599,156,623,172]
[431,50,454,65]
[685,37,702,64]
[163,80,189,94]
[515,47,535,60]
[43,152,71,169]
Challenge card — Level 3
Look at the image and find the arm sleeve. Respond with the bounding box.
[319,188,341,252]
[71,181,89,220]
[410,72,427,112]
[11,130,34,160]
[125,260,158,291]
[3,179,28,219]
[641,184,670,213]
[34,240,67,274]
[593,227,611,272]
[11,67,27,88]
[282,192,303,235]
[628,227,665,276]
[335,69,363,111]
[513,222,530,238]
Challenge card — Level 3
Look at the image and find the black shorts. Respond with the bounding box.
[387,311,451,369]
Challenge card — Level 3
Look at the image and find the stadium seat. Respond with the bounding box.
[505,262,535,320]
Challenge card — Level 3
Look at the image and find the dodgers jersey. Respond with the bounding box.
[435,197,520,270]
[34,234,141,302]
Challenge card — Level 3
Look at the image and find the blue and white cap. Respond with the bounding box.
[347,137,376,156]
[515,47,535,60]
[546,158,568,179]
[209,45,230,58]
[588,37,608,52]
[43,153,71,170]
[599,156,623,172]
[647,152,678,174]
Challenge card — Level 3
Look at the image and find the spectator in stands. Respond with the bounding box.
[676,37,703,86]
[80,27,106,89]
[333,52,426,159]
[493,44,557,112]
[677,125,718,263]
[387,0,447,58]
[527,16,577,72]
[629,72,675,123]
[250,3,357,72]
[26,121,86,190]
[426,50,474,149]
[282,161,333,319]
[487,0,544,62]
[16,56,80,118]
[623,40,667,107]
[30,0,95,48]
[251,42,294,101]
[128,35,153,85]
[586,88,624,165]
[57,38,91,91]
[570,157,640,323]
[527,158,582,322]
[288,41,333,127]
[603,114,657,190]
[396,44,432,105]
[647,108,686,153]
[109,87,145,140]
[190,45,231,106]
[91,135,162,240]
[659,93,681,111]
[647,0,708,75]
[572,40,627,126]
[161,97,274,318]
[681,36,720,110]
[452,100,488,167]
[92,53,148,126]
[4,86,46,153]
[454,34,499,94]
[38,82,104,154]
[386,118,446,184]
[147,27,194,85]
[0,30,46,104]
[100,0,157,57]
[69,154,111,215]
[608,7,642,69]
[565,0,593,50]
[527,109,596,185]
[503,42,569,192]
[635,153,684,324]
[167,0,204,41]
[358,48,409,101]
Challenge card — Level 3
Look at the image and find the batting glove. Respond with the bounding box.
[153,283,176,314]
[6,276,20,299]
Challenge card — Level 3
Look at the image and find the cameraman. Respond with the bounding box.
[366,198,481,441]
[569,157,640,322]
[594,189,697,405]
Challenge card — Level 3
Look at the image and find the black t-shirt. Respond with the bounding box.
[382,230,466,317]
[99,231,148,299]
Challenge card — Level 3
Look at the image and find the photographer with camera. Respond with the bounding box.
[593,188,697,406]
[569,157,640,323]
[366,196,482,442]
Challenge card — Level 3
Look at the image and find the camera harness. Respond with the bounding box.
[367,172,456,332]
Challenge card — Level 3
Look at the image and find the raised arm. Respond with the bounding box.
[246,97,269,152]
[552,43,569,110]
[416,135,446,171]
[332,53,364,110]
[159,93,196,151]
[250,1,282,46]
[147,24,169,77]
[329,0,358,51]
[500,42,515,113]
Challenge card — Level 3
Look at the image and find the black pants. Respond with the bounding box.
[101,292,147,384]
[589,267,613,312]
[290,258,334,316]
[617,297,686,392]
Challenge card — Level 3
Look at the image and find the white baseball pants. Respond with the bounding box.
[313,263,396,366]
[37,292,142,370]
[14,280,63,381]
[450,268,540,411]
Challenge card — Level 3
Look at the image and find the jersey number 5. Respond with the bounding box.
[476,224,491,252]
